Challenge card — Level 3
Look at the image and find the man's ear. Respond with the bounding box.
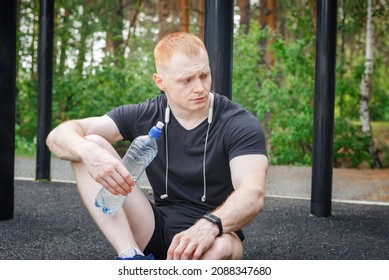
[153,73,165,91]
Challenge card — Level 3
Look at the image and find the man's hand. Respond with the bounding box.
[82,145,135,196]
[167,218,219,260]
[46,116,135,195]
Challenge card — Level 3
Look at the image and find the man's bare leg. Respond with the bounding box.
[71,135,155,254]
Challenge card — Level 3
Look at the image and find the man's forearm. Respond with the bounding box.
[207,154,268,235]
[210,185,264,234]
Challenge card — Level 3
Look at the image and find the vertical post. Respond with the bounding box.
[204,0,234,99]
[36,0,54,181]
[0,0,17,221]
[311,0,338,217]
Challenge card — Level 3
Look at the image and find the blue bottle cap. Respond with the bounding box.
[149,121,164,139]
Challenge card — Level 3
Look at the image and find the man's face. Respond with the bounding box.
[154,50,212,114]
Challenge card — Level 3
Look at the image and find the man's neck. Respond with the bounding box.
[170,92,213,130]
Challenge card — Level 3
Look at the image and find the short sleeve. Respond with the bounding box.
[225,113,267,161]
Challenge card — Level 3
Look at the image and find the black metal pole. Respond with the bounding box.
[204,0,234,99]
[0,0,17,221]
[36,0,54,181]
[311,0,338,217]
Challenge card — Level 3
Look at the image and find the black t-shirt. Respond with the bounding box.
[107,93,267,212]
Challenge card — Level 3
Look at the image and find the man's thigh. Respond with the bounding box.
[143,203,206,260]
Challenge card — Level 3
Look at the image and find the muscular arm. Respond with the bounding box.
[46,115,122,161]
[212,154,267,232]
[46,115,135,195]
[167,154,268,259]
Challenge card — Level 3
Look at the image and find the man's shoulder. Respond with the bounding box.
[214,93,258,124]
[106,94,166,140]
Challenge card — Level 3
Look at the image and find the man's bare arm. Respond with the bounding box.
[212,154,268,232]
[46,115,134,195]
[167,154,268,259]
[46,115,122,161]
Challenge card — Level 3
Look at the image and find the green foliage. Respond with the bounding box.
[335,57,361,119]
[232,23,267,113]
[264,35,315,165]
[16,71,38,141]
[233,20,380,167]
[333,118,371,168]
[14,0,388,168]
[50,41,157,128]
[371,58,389,121]
[233,22,315,165]
[15,125,36,157]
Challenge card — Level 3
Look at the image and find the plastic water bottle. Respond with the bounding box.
[95,121,164,215]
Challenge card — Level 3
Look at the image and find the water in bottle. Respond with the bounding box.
[95,121,164,214]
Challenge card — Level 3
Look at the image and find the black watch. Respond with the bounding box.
[202,213,223,237]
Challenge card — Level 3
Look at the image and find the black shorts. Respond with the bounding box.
[143,201,245,260]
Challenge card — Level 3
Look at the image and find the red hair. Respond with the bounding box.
[154,32,207,72]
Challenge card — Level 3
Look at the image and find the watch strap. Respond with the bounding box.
[202,213,223,237]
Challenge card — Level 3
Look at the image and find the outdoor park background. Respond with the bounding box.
[16,0,388,171]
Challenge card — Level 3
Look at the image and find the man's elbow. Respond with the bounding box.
[46,130,54,151]
[254,188,265,215]
[46,129,64,159]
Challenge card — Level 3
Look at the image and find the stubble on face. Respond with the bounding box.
[160,51,211,104]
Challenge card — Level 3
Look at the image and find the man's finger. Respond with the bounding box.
[167,236,180,260]
[111,172,134,194]
[115,164,135,191]
[103,176,125,195]
[181,242,198,260]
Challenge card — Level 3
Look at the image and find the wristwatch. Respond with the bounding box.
[202,213,223,237]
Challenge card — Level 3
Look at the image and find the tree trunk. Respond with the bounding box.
[198,0,204,39]
[170,0,179,22]
[158,0,170,40]
[57,8,70,75]
[124,0,144,48]
[180,0,190,32]
[259,0,276,67]
[359,0,382,168]
[105,0,125,61]
[309,0,317,33]
[266,0,276,67]
[258,0,277,148]
[349,31,355,70]
[238,0,251,34]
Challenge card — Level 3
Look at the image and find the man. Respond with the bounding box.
[46,32,268,260]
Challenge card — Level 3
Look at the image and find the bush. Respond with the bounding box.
[232,22,375,167]
[333,118,371,167]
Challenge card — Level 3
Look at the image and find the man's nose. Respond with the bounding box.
[193,77,205,92]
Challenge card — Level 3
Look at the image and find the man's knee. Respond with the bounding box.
[85,134,111,149]
[84,134,120,158]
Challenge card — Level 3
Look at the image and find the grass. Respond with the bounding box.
[372,121,389,129]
